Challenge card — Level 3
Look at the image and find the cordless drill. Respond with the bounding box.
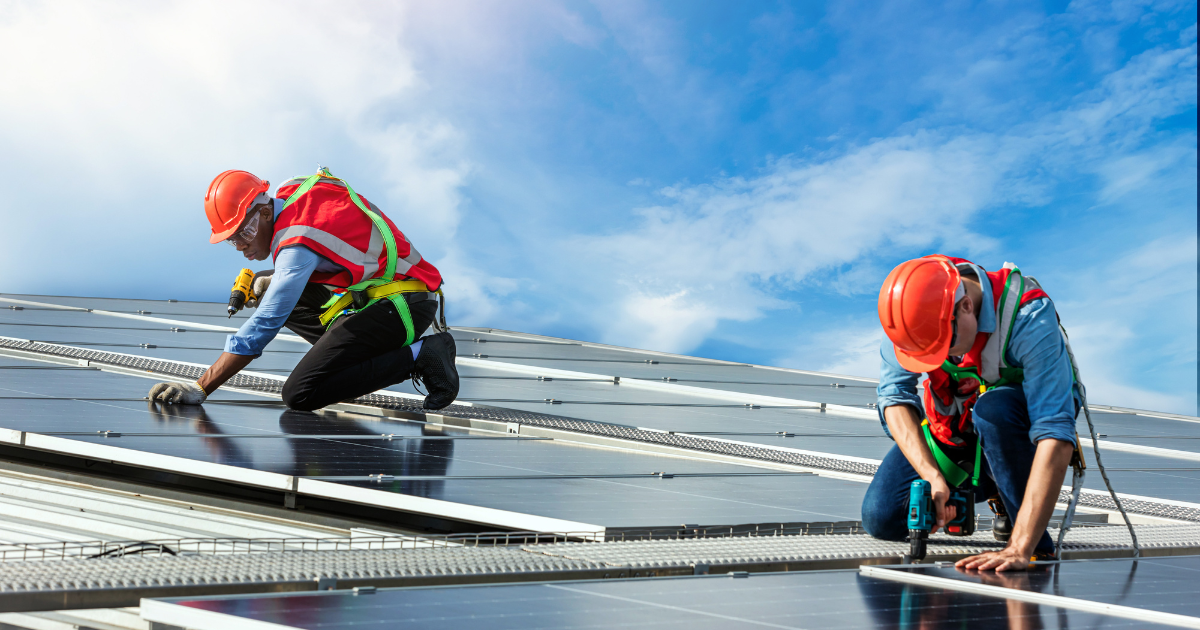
[906,479,975,561]
[227,268,255,317]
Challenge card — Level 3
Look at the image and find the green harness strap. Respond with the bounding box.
[284,168,415,347]
[921,419,982,489]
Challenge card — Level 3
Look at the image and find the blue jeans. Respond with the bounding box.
[861,384,1056,554]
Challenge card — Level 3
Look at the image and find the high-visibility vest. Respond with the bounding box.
[271,168,443,291]
[919,258,1052,486]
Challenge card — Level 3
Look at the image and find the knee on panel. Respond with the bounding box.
[281,379,318,412]
[861,484,909,542]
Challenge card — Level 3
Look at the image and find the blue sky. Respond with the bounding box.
[0,1,1195,412]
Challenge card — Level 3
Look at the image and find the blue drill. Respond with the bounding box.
[907,479,976,561]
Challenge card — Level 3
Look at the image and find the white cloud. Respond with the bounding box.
[0,0,471,295]
[780,322,884,381]
[1055,234,1197,413]
[556,132,1015,352]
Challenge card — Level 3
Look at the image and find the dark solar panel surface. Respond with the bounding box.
[0,352,867,527]
[159,569,1178,629]
[891,555,1200,619]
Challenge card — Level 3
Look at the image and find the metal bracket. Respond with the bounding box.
[315,577,337,591]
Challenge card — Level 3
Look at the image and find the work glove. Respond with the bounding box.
[245,269,274,308]
[148,381,207,405]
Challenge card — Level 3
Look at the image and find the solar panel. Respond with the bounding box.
[884,554,1200,612]
[141,568,1185,629]
[0,329,873,530]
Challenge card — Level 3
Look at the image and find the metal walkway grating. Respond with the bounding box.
[1,523,1197,612]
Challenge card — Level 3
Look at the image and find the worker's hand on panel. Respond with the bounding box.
[148,381,208,405]
[954,547,1031,572]
[245,270,274,308]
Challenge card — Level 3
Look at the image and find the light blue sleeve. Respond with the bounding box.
[877,338,924,437]
[1005,297,1079,445]
[223,246,319,357]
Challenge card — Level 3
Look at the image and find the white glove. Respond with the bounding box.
[149,381,207,405]
[245,269,274,308]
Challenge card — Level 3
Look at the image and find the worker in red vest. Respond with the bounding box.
[148,167,459,411]
[866,255,1083,571]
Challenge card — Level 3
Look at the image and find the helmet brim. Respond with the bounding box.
[894,338,951,373]
[209,222,241,244]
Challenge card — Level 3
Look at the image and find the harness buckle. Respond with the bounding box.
[350,290,371,310]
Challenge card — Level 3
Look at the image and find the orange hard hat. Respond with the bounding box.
[878,255,962,373]
[205,170,270,244]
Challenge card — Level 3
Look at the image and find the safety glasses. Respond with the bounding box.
[226,212,260,247]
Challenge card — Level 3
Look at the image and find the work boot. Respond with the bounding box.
[413,332,459,410]
[988,494,1011,543]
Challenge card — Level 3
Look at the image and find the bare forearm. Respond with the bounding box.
[1008,438,1074,557]
[884,405,941,481]
[197,352,254,395]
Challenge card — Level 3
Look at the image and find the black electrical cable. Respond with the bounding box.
[88,541,177,559]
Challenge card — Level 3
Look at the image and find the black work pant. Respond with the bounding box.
[281,284,437,411]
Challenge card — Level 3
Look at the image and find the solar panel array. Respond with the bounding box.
[2,292,1199,627]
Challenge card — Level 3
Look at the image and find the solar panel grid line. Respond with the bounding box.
[37,429,542,439]
[455,326,880,384]
[0,336,431,407]
[1080,438,1200,462]
[0,296,307,343]
[23,342,308,353]
[452,357,878,419]
[1091,406,1200,424]
[858,565,1200,629]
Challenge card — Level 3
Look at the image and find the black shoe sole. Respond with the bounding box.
[416,332,459,410]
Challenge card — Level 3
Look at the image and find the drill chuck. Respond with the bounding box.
[227,291,246,317]
[227,268,255,317]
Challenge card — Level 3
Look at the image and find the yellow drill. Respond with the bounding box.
[227,268,255,317]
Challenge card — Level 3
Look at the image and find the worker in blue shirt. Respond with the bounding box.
[148,168,459,411]
[864,255,1082,571]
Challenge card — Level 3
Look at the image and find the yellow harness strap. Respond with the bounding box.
[318,279,432,327]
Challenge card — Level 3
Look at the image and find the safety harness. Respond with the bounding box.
[917,262,1116,554]
[282,167,447,346]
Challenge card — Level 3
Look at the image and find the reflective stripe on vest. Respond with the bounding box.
[270,223,388,280]
[979,262,1024,384]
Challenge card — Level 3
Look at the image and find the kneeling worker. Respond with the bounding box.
[864,255,1082,571]
[149,167,459,411]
